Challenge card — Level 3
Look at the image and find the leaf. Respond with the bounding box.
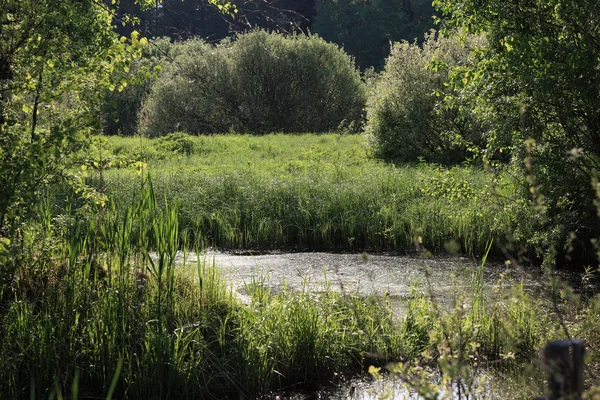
[368,365,382,380]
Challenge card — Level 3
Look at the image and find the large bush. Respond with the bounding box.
[101,38,179,136]
[138,39,232,136]
[139,31,366,136]
[365,31,485,164]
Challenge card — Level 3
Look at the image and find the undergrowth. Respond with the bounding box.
[1,174,598,399]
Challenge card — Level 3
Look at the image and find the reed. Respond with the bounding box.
[91,133,534,258]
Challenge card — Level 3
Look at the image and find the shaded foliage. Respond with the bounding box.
[312,0,437,70]
[113,0,317,41]
[434,0,600,266]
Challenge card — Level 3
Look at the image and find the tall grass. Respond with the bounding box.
[0,175,409,398]
[87,133,533,257]
[2,134,597,398]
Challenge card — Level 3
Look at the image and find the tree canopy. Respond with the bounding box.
[0,0,154,232]
[434,0,600,264]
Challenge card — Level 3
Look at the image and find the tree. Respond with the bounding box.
[434,0,600,265]
[0,0,152,234]
[102,0,320,136]
[139,31,366,136]
[365,31,485,164]
[312,0,437,70]
[101,37,175,136]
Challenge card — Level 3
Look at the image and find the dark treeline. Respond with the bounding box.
[313,0,438,70]
[111,0,318,41]
[111,0,436,70]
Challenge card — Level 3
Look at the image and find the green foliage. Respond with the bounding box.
[139,38,233,136]
[388,270,553,399]
[101,37,174,136]
[0,135,597,397]
[91,134,533,257]
[227,31,365,134]
[2,177,595,398]
[155,132,196,156]
[140,31,366,136]
[0,180,402,398]
[433,0,600,265]
[365,31,486,164]
[312,0,438,70]
[0,0,146,238]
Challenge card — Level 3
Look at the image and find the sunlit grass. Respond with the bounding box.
[90,133,533,257]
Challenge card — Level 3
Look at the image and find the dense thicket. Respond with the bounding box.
[312,0,437,70]
[433,0,600,266]
[365,32,485,164]
[139,31,365,136]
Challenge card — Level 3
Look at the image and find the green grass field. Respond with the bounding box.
[88,133,533,257]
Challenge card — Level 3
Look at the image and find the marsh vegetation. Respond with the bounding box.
[1,0,600,399]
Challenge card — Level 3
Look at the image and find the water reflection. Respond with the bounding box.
[276,372,504,400]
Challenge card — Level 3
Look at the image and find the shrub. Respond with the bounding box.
[226,31,365,134]
[155,132,196,156]
[365,31,485,164]
[100,37,175,136]
[138,39,231,137]
[139,31,366,136]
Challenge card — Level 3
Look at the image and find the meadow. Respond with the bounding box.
[87,133,534,257]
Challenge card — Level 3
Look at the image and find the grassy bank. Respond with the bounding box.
[2,178,598,399]
[4,133,595,399]
[82,133,533,257]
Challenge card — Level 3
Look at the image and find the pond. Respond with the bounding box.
[159,250,554,399]
[176,250,544,309]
